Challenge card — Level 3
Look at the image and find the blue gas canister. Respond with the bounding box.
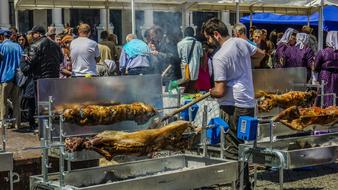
[237,116,258,141]
[180,100,199,121]
[207,117,230,144]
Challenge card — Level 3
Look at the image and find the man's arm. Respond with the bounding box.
[251,48,265,68]
[210,81,227,98]
[27,44,40,67]
[119,49,127,73]
[95,56,101,63]
[251,47,265,58]
[95,43,101,63]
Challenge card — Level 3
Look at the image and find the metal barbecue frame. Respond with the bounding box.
[239,131,338,190]
[0,118,20,190]
[30,154,239,190]
[238,68,338,190]
[193,68,338,190]
[30,75,240,190]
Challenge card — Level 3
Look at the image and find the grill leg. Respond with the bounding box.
[279,167,284,190]
[9,170,13,190]
[232,180,236,190]
[240,161,244,190]
[253,165,257,190]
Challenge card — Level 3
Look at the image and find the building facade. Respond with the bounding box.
[1,0,236,44]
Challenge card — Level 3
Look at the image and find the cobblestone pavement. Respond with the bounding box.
[209,164,338,190]
[254,164,338,190]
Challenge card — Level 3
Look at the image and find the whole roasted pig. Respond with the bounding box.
[256,91,317,112]
[55,102,157,126]
[272,106,338,131]
[65,120,200,160]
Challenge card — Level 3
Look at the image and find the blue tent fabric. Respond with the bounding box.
[240,5,338,31]
[240,13,312,25]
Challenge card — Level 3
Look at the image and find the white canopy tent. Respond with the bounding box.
[15,0,338,48]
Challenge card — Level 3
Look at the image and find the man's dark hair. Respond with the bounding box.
[184,27,194,37]
[144,25,164,41]
[202,18,229,37]
[9,26,17,33]
[100,30,109,40]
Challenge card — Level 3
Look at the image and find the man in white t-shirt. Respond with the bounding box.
[71,23,100,77]
[202,18,264,190]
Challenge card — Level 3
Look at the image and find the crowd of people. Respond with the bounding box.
[1,18,338,190]
[0,20,337,130]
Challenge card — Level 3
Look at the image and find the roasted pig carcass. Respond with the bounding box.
[272,106,338,131]
[256,91,317,112]
[65,120,200,160]
[55,102,157,126]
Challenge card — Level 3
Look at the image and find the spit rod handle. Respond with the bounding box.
[161,92,211,122]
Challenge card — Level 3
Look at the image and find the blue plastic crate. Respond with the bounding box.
[180,100,199,121]
[237,116,258,141]
[207,117,230,144]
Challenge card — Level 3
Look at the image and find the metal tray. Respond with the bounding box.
[240,133,338,169]
[257,122,338,142]
[30,155,238,190]
[0,152,13,172]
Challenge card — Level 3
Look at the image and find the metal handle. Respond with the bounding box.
[161,92,210,122]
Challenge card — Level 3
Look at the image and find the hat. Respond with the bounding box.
[0,28,5,35]
[46,26,56,36]
[302,26,313,34]
[4,29,12,37]
[31,25,46,34]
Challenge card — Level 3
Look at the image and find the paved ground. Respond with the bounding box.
[215,164,338,190]
[5,127,40,160]
[254,164,338,190]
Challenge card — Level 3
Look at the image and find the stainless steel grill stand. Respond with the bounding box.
[199,105,229,160]
[1,118,20,190]
[31,96,67,188]
[239,119,286,190]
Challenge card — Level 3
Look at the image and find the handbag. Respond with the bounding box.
[15,68,28,87]
[182,39,196,81]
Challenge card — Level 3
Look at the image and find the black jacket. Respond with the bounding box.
[27,36,63,80]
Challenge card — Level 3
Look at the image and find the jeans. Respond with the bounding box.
[127,67,150,75]
[220,105,254,190]
[21,97,36,129]
[0,82,21,128]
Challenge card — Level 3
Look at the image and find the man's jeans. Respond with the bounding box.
[0,82,21,128]
[127,67,150,75]
[220,105,255,189]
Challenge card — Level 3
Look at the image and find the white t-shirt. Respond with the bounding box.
[70,37,100,76]
[213,37,257,108]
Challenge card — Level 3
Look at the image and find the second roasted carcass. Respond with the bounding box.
[65,120,200,160]
[272,106,338,130]
[256,91,317,112]
[55,102,157,126]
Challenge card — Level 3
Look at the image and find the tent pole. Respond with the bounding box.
[307,8,310,26]
[236,0,240,24]
[105,0,109,31]
[131,0,136,34]
[249,4,254,28]
[318,0,324,51]
[15,9,19,31]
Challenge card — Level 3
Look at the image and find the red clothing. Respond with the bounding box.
[195,54,211,91]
